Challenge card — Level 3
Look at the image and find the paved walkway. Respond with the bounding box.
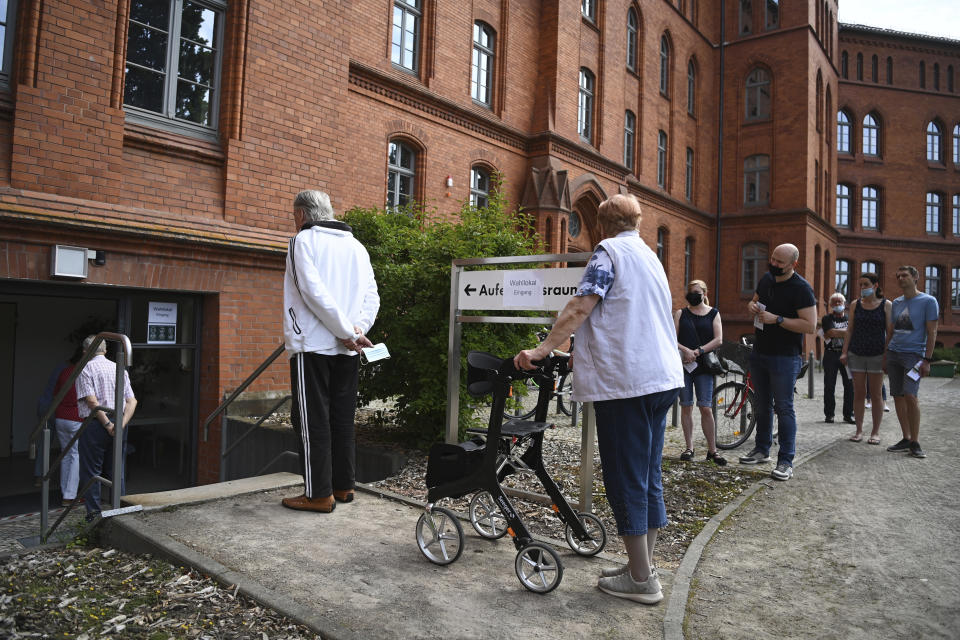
[3,376,957,638]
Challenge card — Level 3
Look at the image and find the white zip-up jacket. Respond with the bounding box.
[283,221,380,357]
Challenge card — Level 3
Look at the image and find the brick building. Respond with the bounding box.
[0,1,956,487]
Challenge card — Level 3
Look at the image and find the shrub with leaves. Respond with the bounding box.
[342,187,542,445]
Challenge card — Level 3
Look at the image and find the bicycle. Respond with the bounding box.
[711,340,809,450]
[502,332,580,419]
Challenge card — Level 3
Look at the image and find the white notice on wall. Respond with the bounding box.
[503,270,543,307]
[147,301,178,344]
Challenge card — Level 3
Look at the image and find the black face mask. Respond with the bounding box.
[768,263,786,277]
[685,292,703,306]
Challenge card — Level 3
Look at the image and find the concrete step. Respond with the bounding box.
[122,472,302,509]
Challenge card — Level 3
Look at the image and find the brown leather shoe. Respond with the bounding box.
[281,494,335,513]
[333,490,354,503]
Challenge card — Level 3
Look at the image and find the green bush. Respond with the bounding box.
[932,346,960,363]
[342,186,543,446]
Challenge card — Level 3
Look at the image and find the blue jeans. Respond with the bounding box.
[749,352,801,466]
[679,371,715,408]
[594,388,680,536]
[78,421,128,516]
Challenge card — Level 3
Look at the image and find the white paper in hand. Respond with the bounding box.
[753,302,766,330]
[360,343,390,364]
[683,360,698,373]
[906,366,921,381]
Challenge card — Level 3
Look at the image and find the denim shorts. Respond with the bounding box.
[678,371,714,408]
[847,351,884,374]
[887,350,922,397]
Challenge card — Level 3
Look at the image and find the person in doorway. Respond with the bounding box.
[77,335,137,521]
[840,273,892,445]
[821,292,854,425]
[281,190,380,513]
[884,266,939,458]
[674,280,726,465]
[53,346,84,506]
[740,244,817,481]
[515,194,683,605]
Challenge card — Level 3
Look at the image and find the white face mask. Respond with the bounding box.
[832,305,844,313]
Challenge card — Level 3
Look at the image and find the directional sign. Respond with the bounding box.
[457,268,584,311]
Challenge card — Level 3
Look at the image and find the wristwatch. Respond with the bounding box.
[776,315,785,325]
[922,356,933,362]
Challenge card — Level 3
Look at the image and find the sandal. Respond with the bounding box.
[706,451,727,466]
[867,437,881,445]
[849,434,863,442]
[680,449,694,461]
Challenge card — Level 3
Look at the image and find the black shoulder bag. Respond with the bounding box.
[684,309,726,375]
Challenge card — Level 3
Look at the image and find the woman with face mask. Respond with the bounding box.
[840,272,893,444]
[673,280,726,465]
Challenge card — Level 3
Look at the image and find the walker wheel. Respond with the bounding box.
[469,491,508,539]
[564,511,607,557]
[416,506,464,565]
[515,542,563,593]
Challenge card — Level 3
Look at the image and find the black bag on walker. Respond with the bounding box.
[425,438,485,493]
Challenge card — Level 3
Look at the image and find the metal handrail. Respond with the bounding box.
[37,332,133,542]
[201,343,286,442]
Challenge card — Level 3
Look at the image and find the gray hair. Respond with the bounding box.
[82,335,107,355]
[293,190,334,222]
[829,292,846,304]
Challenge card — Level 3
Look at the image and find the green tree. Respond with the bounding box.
[342,185,541,445]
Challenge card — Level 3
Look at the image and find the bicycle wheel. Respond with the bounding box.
[503,379,538,420]
[712,381,756,450]
[556,373,582,417]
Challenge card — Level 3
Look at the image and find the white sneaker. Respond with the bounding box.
[597,570,663,604]
[883,404,891,412]
[865,400,872,408]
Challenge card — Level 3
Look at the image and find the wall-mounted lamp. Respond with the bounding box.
[93,250,106,266]
[50,245,105,279]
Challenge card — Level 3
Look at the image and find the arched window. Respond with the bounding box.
[470,165,491,208]
[841,50,848,79]
[578,68,595,142]
[656,227,668,265]
[624,110,636,170]
[862,113,879,156]
[856,53,863,81]
[861,186,879,230]
[835,184,850,227]
[743,154,770,205]
[471,22,495,106]
[739,0,752,35]
[745,68,770,120]
[825,87,833,146]
[927,121,942,162]
[926,192,942,234]
[657,130,668,188]
[815,71,823,132]
[659,35,670,96]
[391,0,422,72]
[386,140,416,210]
[742,243,768,293]
[685,147,694,201]
[687,59,696,116]
[835,259,853,299]
[886,56,893,84]
[871,55,878,83]
[765,0,779,30]
[626,9,639,72]
[684,237,694,284]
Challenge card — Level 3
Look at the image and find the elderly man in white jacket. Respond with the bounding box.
[281,190,380,513]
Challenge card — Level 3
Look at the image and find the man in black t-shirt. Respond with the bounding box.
[739,244,817,481]
[821,292,854,424]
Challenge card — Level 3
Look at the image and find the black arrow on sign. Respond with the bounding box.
[464,284,476,296]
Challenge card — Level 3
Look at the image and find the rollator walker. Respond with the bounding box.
[415,350,607,593]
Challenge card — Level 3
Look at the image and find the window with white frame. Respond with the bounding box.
[578,68,595,142]
[684,237,693,284]
[837,110,851,153]
[835,259,853,300]
[659,36,670,96]
[470,166,491,209]
[626,9,638,72]
[745,68,771,120]
[954,124,960,164]
[657,130,668,188]
[624,111,636,170]
[954,194,960,236]
[387,140,416,210]
[925,266,941,301]
[657,227,667,265]
[861,261,879,278]
[739,0,752,35]
[743,243,768,293]
[836,184,850,227]
[925,192,942,234]
[861,186,878,230]
[862,113,879,156]
[0,1,18,88]
[926,121,942,162]
[581,0,596,22]
[951,267,960,308]
[744,154,770,205]
[685,147,694,201]
[391,0,421,72]
[687,60,696,116]
[124,0,225,134]
[471,22,495,106]
[765,0,779,30]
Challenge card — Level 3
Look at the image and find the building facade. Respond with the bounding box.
[0,1,956,486]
